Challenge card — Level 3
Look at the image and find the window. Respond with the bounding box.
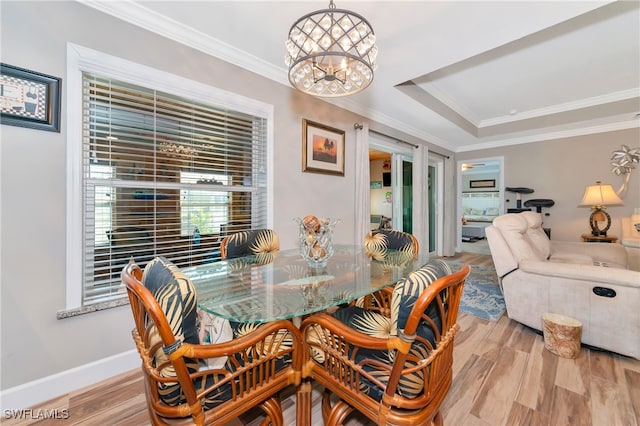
[89,164,114,245]
[180,171,230,236]
[66,44,273,311]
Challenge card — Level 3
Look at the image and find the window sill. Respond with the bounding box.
[57,297,129,319]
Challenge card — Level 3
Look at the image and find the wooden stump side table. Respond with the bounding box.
[542,313,583,358]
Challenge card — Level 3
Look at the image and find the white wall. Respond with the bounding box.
[0,1,446,406]
[457,129,640,241]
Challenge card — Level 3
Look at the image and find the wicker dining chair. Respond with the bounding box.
[300,260,470,426]
[358,228,420,317]
[220,229,280,264]
[121,257,302,425]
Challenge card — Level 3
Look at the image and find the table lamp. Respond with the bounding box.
[578,181,623,236]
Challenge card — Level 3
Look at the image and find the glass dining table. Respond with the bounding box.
[183,244,430,324]
[182,244,430,424]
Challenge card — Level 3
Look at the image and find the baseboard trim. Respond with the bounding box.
[0,350,139,411]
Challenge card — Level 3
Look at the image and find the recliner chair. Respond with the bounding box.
[486,211,640,359]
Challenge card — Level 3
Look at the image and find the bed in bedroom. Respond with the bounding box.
[461,191,500,239]
[462,222,492,239]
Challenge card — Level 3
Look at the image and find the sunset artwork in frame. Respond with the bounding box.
[302,119,345,176]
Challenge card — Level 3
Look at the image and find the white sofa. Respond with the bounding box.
[621,214,640,271]
[486,211,640,359]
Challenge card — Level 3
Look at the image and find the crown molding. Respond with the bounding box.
[419,80,639,130]
[420,80,482,126]
[457,118,639,152]
[78,0,287,85]
[326,96,458,152]
[479,88,639,127]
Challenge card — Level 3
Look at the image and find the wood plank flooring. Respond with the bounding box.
[5,252,639,425]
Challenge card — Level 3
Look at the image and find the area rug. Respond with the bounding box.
[445,260,506,321]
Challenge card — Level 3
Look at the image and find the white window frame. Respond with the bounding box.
[65,43,274,311]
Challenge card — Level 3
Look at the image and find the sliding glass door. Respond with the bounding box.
[399,156,413,233]
[369,140,413,232]
[428,164,436,252]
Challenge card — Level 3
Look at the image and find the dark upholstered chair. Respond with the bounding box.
[300,260,470,426]
[220,229,279,264]
[358,229,420,317]
[364,228,419,260]
[122,257,302,425]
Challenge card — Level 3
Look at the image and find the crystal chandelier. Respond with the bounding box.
[285,0,378,97]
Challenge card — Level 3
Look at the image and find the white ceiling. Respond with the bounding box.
[82,0,640,153]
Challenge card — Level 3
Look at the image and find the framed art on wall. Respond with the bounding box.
[0,63,61,132]
[302,119,345,176]
[470,179,496,188]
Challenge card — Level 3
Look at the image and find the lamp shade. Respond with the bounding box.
[579,181,623,208]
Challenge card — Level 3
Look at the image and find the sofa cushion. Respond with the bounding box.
[549,253,593,265]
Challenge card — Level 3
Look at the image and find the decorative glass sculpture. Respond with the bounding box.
[295,216,340,267]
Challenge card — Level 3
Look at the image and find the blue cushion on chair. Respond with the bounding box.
[330,259,453,401]
[363,229,417,262]
[142,257,293,410]
[143,257,241,409]
[142,257,202,405]
[391,259,452,342]
[143,257,200,348]
[224,229,279,262]
[368,229,416,251]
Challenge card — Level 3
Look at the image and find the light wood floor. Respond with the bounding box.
[6,252,640,425]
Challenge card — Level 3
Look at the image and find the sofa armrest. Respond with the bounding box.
[486,225,518,278]
[550,240,628,265]
[519,259,640,288]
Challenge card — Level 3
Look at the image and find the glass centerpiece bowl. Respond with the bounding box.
[294,215,340,268]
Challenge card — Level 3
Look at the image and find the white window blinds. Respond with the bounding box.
[82,72,268,305]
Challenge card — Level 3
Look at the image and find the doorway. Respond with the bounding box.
[369,148,413,232]
[456,157,504,253]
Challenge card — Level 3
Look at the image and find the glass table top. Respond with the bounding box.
[183,245,430,323]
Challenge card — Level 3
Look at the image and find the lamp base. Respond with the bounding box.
[589,209,611,237]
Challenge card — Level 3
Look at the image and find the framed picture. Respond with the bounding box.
[470,179,496,188]
[1,63,61,132]
[302,119,345,176]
